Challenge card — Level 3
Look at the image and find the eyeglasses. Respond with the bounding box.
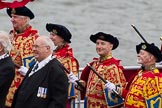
[32,45,48,49]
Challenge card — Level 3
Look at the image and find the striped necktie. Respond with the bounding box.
[33,63,38,72]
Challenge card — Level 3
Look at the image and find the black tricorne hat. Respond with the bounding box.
[6,6,34,19]
[136,43,162,62]
[46,23,72,43]
[90,32,119,50]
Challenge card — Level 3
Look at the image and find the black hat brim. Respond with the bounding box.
[136,43,162,62]
[6,6,34,19]
[90,32,119,50]
[46,23,71,43]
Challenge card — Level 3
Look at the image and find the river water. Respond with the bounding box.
[1,0,162,67]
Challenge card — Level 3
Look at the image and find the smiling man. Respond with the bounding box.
[5,6,39,107]
[124,43,162,108]
[11,36,68,108]
[68,32,126,108]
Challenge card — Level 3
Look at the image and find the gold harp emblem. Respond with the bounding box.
[99,35,105,39]
[141,44,147,50]
[52,29,58,35]
[11,8,16,14]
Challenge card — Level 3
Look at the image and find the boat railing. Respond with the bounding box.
[73,64,162,108]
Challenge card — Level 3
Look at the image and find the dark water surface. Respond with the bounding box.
[1,0,162,67]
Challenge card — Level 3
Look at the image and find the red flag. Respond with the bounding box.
[0,0,33,9]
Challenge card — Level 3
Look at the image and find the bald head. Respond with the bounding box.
[37,36,55,51]
[33,36,54,62]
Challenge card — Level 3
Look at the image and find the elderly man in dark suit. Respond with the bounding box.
[11,36,68,108]
[0,31,15,108]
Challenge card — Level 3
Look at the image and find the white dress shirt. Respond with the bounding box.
[28,54,53,77]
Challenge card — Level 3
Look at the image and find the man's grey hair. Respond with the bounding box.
[41,36,55,51]
[0,31,13,53]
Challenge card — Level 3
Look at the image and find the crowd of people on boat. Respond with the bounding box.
[0,5,162,108]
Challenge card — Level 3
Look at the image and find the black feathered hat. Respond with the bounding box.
[6,6,34,19]
[46,23,72,43]
[136,43,162,62]
[90,32,119,50]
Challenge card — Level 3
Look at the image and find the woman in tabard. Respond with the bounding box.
[46,23,79,108]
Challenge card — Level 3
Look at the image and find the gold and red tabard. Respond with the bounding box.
[80,55,126,108]
[124,69,162,108]
[5,26,39,107]
[53,44,79,98]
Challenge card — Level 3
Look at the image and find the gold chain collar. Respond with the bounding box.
[99,54,112,62]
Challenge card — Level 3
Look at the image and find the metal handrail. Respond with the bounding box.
[73,64,162,108]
